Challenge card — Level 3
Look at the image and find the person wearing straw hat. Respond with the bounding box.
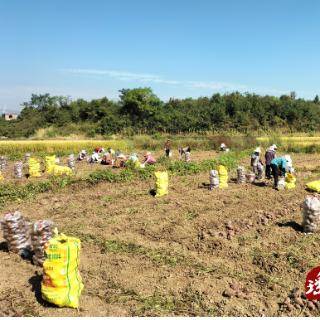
[251,148,264,177]
[164,139,171,157]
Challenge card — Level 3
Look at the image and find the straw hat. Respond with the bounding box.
[254,147,262,153]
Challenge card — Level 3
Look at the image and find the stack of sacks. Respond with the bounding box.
[237,167,246,184]
[14,162,23,179]
[1,156,8,170]
[302,195,320,234]
[31,220,55,267]
[68,154,76,171]
[0,212,31,255]
[209,170,219,190]
[24,153,31,165]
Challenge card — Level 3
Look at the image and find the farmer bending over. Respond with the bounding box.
[270,155,290,188]
[142,153,156,166]
[101,153,112,165]
[179,147,191,155]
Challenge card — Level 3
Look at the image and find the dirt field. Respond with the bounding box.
[1,152,320,316]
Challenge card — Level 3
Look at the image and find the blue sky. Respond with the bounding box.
[1,0,320,113]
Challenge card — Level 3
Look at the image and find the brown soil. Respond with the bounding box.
[0,152,320,316]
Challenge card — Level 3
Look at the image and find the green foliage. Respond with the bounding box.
[5,89,320,138]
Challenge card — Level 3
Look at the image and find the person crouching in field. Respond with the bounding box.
[129,153,139,161]
[77,150,87,161]
[251,148,264,177]
[101,153,112,165]
[87,149,102,164]
[164,139,171,157]
[108,147,115,155]
[179,147,191,155]
[220,143,226,152]
[265,146,276,179]
[142,153,156,166]
[270,155,290,188]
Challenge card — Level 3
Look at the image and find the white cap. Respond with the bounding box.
[284,155,291,161]
[254,147,262,153]
[81,150,86,154]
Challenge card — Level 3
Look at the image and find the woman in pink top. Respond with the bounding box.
[142,153,156,166]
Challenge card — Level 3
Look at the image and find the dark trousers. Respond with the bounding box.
[266,165,272,178]
[166,149,170,157]
[271,164,279,187]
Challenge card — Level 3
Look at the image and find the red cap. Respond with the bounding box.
[144,153,148,157]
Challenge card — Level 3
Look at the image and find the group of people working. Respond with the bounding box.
[76,139,191,168]
[77,147,157,167]
[251,144,294,188]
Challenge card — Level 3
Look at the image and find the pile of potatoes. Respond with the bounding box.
[282,287,320,313]
[198,200,301,241]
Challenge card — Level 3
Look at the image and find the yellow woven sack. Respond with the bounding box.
[306,181,320,192]
[285,173,296,184]
[54,165,72,176]
[155,171,168,197]
[41,229,84,308]
[217,165,228,176]
[28,158,41,178]
[285,182,295,189]
[219,176,228,188]
[45,155,56,173]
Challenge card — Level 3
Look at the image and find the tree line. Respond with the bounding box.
[1,88,320,138]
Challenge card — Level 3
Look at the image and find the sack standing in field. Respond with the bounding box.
[14,162,23,179]
[217,165,228,188]
[68,154,76,171]
[54,165,72,176]
[41,229,84,308]
[1,212,31,256]
[237,167,246,184]
[155,171,168,197]
[31,220,55,267]
[302,196,320,234]
[209,170,219,190]
[24,153,31,165]
[285,173,296,189]
[45,155,56,173]
[28,158,41,178]
[1,156,8,171]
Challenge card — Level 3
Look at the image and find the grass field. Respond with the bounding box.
[1,148,320,317]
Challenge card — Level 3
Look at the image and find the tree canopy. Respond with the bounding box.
[2,88,320,138]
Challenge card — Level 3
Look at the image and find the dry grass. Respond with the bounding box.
[0,140,126,154]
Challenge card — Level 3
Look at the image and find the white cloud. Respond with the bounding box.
[59,68,287,94]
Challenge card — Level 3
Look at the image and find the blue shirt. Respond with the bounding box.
[129,155,139,161]
[270,157,287,170]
